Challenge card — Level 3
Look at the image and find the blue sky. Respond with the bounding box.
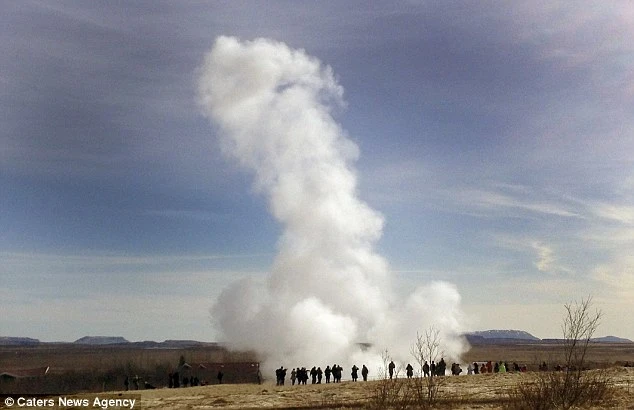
[2,1,633,342]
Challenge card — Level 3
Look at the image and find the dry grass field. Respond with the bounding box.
[2,342,633,408]
[464,342,634,370]
[4,367,633,409]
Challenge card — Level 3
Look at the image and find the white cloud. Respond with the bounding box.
[465,189,581,218]
[592,204,634,225]
[531,241,555,273]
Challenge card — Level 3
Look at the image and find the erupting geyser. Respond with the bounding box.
[198,36,468,373]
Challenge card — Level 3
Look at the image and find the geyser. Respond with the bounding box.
[198,36,467,373]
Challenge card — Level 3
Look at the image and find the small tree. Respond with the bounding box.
[366,349,407,409]
[410,326,446,407]
[562,296,601,370]
[509,296,613,409]
[557,296,603,408]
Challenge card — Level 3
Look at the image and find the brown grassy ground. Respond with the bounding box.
[464,342,634,370]
[0,344,254,371]
[3,342,631,374]
[2,343,633,408]
[7,366,633,409]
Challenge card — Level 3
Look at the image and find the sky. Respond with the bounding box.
[2,1,633,343]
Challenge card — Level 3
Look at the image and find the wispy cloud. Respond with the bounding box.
[531,241,555,273]
[1,251,273,268]
[453,187,582,219]
[592,204,634,225]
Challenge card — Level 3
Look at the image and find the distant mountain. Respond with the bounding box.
[74,336,129,345]
[467,330,633,345]
[2,336,220,347]
[129,340,217,348]
[0,336,40,346]
[469,330,540,341]
[591,336,633,343]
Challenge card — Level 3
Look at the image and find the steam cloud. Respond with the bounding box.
[198,36,467,373]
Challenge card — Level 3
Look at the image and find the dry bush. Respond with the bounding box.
[506,297,616,409]
[507,369,614,410]
[367,327,450,409]
[408,326,447,408]
[366,349,410,410]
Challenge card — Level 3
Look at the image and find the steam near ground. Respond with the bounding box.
[198,36,468,375]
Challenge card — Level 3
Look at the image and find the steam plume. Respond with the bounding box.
[198,37,467,372]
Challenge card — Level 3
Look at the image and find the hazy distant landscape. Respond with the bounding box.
[2,333,633,409]
[2,328,632,347]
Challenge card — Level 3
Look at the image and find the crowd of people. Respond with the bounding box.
[151,357,570,391]
[164,370,225,388]
[468,361,528,374]
[272,357,537,386]
[276,363,373,385]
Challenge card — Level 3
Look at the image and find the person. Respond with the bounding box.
[351,365,359,381]
[467,363,473,375]
[388,360,395,379]
[317,367,323,383]
[325,365,331,383]
[361,365,369,381]
[430,361,436,376]
[437,358,446,376]
[133,375,139,390]
[473,362,479,375]
[405,363,413,378]
[173,371,180,388]
[124,376,129,391]
[480,363,487,374]
[311,366,317,384]
[499,362,506,373]
[423,361,430,377]
[334,365,343,383]
[217,370,224,384]
[290,368,297,385]
[295,368,300,385]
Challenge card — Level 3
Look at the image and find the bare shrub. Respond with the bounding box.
[507,296,615,409]
[509,369,614,410]
[408,326,447,408]
[366,349,409,410]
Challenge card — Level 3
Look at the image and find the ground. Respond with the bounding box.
[2,342,633,409]
[5,367,633,409]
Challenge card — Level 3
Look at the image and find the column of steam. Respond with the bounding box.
[198,36,467,372]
